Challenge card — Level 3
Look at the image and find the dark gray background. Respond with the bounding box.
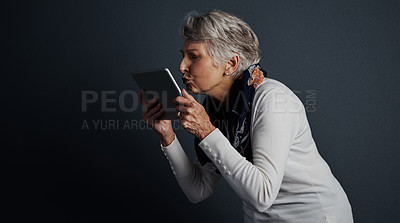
[4,0,400,222]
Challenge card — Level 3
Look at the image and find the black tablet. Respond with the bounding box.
[131,68,182,120]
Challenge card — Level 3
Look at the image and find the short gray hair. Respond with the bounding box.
[180,9,261,79]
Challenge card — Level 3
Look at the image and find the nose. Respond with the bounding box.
[179,57,189,75]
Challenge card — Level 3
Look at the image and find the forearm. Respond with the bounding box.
[175,160,221,203]
[161,135,221,203]
[197,129,279,211]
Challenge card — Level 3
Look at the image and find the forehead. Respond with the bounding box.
[181,41,208,53]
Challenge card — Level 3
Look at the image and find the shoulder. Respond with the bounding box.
[249,78,306,140]
[252,78,305,114]
[254,78,293,96]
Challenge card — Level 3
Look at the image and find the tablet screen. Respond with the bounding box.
[131,68,182,120]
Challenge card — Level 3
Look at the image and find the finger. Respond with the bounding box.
[178,115,185,126]
[147,96,158,105]
[180,119,190,129]
[173,96,192,107]
[139,89,144,105]
[150,106,165,120]
[182,89,195,100]
[178,110,188,118]
[149,102,162,117]
[144,102,162,118]
[144,98,159,112]
[175,105,193,113]
[139,89,154,106]
[177,110,187,120]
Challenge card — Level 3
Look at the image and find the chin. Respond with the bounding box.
[185,84,197,94]
[187,89,196,94]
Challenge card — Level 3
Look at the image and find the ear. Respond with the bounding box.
[225,53,240,76]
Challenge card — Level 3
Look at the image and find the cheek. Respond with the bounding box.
[189,64,205,80]
[189,59,221,87]
[193,60,215,76]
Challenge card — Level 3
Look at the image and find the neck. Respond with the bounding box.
[207,77,235,105]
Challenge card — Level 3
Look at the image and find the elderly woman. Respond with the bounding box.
[139,10,353,223]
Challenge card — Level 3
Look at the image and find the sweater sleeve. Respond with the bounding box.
[161,135,221,203]
[197,87,301,212]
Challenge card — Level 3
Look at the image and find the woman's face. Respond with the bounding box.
[179,41,226,95]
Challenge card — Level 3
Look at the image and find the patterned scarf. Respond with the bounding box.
[194,64,267,171]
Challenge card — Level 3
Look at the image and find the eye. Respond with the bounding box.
[190,54,199,60]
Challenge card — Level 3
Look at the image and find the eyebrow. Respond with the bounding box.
[180,49,200,53]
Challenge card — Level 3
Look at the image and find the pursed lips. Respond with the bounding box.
[182,78,191,84]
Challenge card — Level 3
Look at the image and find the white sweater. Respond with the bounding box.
[161,78,353,223]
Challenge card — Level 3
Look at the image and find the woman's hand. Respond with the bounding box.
[139,89,174,146]
[173,89,216,140]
